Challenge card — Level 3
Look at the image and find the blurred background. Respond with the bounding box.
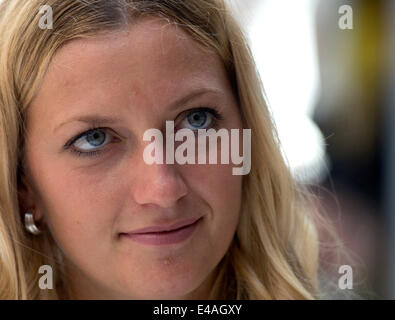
[226,0,395,299]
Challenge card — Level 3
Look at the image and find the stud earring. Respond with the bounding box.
[24,212,42,235]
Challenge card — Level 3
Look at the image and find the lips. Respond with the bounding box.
[121,216,203,246]
[125,216,202,235]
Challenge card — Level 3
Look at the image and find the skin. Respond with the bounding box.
[19,17,243,299]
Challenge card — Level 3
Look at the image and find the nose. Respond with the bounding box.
[132,160,189,209]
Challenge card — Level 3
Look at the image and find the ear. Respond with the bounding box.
[18,171,44,223]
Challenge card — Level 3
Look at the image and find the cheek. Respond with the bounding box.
[180,162,242,238]
[29,156,121,261]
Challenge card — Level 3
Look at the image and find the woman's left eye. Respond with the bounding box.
[177,108,222,130]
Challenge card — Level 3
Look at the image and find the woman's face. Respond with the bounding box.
[21,17,242,299]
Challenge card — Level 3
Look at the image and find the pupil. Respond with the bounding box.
[188,111,206,127]
[87,130,105,146]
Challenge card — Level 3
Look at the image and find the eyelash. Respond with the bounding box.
[64,126,115,158]
[64,106,224,158]
[178,106,224,130]
[70,147,102,158]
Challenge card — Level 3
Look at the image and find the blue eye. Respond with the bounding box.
[65,128,117,157]
[74,128,109,150]
[187,111,209,128]
[179,107,223,130]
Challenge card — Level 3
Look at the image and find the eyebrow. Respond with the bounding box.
[54,115,122,134]
[53,88,223,133]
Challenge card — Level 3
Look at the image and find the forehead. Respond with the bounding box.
[30,17,228,125]
[50,17,217,82]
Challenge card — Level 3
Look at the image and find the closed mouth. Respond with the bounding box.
[120,216,203,246]
[124,216,203,235]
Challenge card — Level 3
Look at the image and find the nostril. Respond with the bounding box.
[132,167,188,208]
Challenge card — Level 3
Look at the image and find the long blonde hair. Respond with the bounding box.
[0,0,334,299]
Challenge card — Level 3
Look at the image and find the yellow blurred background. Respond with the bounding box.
[227,0,395,299]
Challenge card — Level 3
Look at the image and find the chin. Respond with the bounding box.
[111,255,211,299]
[118,271,205,300]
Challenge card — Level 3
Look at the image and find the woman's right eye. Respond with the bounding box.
[65,128,118,157]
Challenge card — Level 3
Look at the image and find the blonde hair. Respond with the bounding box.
[0,0,339,299]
